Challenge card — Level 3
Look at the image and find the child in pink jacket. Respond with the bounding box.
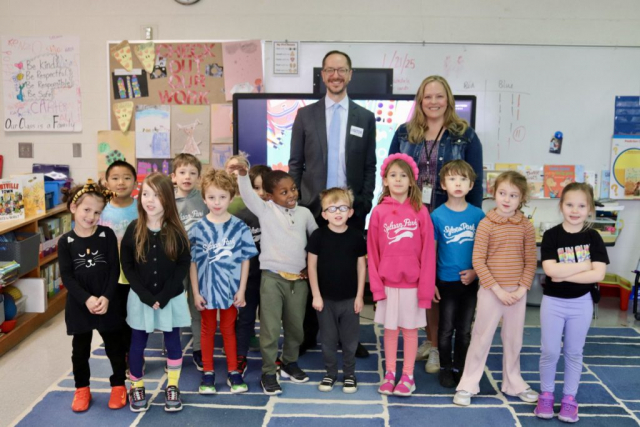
[368,153,436,397]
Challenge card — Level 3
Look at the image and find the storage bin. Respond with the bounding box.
[14,295,27,318]
[45,192,54,210]
[44,180,66,206]
[0,232,41,276]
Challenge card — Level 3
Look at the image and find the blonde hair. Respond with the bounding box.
[493,171,530,210]
[200,169,236,199]
[224,154,250,171]
[378,159,422,212]
[406,75,468,144]
[559,182,596,228]
[135,173,188,263]
[320,187,354,209]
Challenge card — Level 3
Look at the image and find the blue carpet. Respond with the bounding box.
[12,325,640,426]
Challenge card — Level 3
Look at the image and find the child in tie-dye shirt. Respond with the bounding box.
[189,169,258,395]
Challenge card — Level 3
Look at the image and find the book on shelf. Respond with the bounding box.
[11,174,45,217]
[544,165,576,198]
[517,165,544,199]
[0,179,25,222]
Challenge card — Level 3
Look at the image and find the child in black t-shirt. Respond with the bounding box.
[307,188,367,394]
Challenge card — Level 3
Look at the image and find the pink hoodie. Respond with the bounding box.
[367,196,436,309]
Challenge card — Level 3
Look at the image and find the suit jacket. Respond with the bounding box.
[289,97,377,223]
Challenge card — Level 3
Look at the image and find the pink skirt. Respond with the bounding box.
[374,287,427,330]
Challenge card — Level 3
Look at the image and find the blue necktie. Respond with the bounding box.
[327,103,341,188]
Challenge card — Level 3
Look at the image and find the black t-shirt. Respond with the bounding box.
[306,226,367,301]
[540,224,609,299]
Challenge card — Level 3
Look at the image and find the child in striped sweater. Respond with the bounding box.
[453,171,539,406]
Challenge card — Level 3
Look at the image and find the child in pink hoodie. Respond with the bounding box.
[368,153,436,397]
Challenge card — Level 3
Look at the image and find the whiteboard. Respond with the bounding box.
[264,42,640,171]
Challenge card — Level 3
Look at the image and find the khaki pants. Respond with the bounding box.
[456,285,529,396]
[259,271,308,375]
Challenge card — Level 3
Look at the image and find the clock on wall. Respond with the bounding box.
[175,0,200,4]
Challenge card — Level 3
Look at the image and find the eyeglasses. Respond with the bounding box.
[323,68,350,76]
[323,205,350,213]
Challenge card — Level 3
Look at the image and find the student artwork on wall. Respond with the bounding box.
[137,159,172,177]
[2,35,82,132]
[97,131,136,181]
[108,41,225,130]
[135,105,170,159]
[610,138,640,199]
[211,144,232,169]
[170,105,210,164]
[222,40,263,101]
[210,103,233,144]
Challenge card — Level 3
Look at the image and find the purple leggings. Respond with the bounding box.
[539,293,592,397]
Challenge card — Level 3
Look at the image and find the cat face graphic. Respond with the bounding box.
[73,247,107,269]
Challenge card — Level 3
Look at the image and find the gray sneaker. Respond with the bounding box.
[425,348,440,374]
[164,386,182,412]
[129,386,149,412]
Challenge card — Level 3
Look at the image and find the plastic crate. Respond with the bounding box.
[0,232,41,276]
[14,295,27,318]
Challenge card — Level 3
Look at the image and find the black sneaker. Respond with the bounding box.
[237,355,248,377]
[318,374,337,392]
[129,386,149,412]
[193,350,203,372]
[280,362,309,383]
[164,386,182,412]
[355,343,370,358]
[261,373,282,395]
[439,368,456,388]
[343,375,358,394]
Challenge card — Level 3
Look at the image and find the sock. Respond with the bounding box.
[167,358,182,387]
[129,374,144,389]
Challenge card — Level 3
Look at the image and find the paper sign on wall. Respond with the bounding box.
[134,42,156,73]
[111,40,133,71]
[2,36,82,132]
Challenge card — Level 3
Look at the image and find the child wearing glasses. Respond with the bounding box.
[307,188,367,393]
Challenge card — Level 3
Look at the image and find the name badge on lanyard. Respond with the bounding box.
[422,185,433,204]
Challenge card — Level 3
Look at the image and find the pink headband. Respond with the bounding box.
[380,153,419,180]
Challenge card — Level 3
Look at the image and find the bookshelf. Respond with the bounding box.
[0,204,68,357]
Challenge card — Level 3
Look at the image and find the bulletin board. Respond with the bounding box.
[107,41,227,131]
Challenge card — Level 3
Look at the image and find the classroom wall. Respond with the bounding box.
[1,0,639,282]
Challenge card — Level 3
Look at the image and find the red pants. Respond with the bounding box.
[201,306,238,372]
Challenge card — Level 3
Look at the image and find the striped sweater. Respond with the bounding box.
[472,209,537,289]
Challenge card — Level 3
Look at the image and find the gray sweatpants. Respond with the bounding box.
[317,297,360,377]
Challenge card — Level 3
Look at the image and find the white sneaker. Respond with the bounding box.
[453,390,472,406]
[415,341,432,361]
[425,348,440,374]
[514,388,539,403]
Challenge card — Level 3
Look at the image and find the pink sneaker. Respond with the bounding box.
[378,371,395,395]
[558,395,579,423]
[392,374,416,396]
[534,392,554,419]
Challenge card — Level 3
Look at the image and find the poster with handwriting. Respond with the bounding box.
[2,36,82,132]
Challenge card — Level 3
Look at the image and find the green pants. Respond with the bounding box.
[259,271,308,375]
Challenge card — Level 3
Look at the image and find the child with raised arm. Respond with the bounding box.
[454,171,538,406]
[535,183,608,423]
[228,162,318,396]
[189,169,257,395]
[121,173,191,413]
[308,187,367,394]
[235,164,272,375]
[99,160,138,362]
[172,153,208,370]
[430,160,485,388]
[59,181,126,412]
[368,153,436,397]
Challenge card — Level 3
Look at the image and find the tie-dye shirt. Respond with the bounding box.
[189,215,258,309]
[98,199,138,284]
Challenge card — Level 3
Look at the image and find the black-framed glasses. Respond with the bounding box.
[323,68,349,76]
[323,205,350,213]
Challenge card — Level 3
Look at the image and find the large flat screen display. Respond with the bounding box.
[233,93,476,222]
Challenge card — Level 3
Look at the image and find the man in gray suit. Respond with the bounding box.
[289,50,376,357]
[289,50,377,232]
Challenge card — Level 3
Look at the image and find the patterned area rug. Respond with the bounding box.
[11,325,640,426]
